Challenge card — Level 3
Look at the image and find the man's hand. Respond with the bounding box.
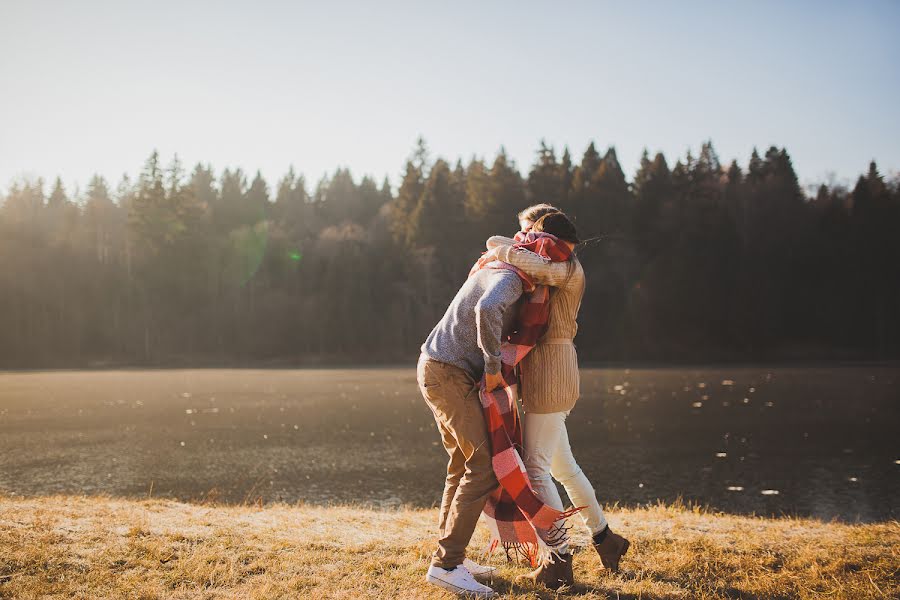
[484,371,504,392]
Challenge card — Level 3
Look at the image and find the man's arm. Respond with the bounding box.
[483,236,572,287]
[475,272,523,375]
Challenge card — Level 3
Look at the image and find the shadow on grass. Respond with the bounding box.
[487,578,660,599]
[616,568,778,600]
[489,575,772,600]
[483,569,668,600]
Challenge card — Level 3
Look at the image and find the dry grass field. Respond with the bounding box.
[0,495,896,599]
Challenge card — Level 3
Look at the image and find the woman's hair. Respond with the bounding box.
[531,211,580,244]
[517,203,560,223]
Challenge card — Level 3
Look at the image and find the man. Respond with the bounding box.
[417,264,524,598]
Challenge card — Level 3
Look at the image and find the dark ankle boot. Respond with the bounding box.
[515,552,574,590]
[593,529,630,573]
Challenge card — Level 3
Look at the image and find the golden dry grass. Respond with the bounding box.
[0,495,896,599]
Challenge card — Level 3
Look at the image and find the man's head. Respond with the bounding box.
[517,203,560,233]
[531,211,579,247]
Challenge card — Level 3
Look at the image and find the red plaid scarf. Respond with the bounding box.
[470,231,581,566]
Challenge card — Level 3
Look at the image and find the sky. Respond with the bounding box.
[1,0,898,198]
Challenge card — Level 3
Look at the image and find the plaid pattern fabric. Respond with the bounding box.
[471,231,582,566]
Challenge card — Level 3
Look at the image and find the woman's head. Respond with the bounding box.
[517,203,560,232]
[531,211,579,245]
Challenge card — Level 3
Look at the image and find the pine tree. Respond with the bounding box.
[487,148,526,234]
[355,175,386,225]
[189,164,217,211]
[390,160,424,246]
[463,158,490,221]
[45,176,75,242]
[246,170,270,218]
[410,136,430,175]
[527,140,563,207]
[1,178,45,229]
[569,142,602,224]
[746,148,764,185]
[217,167,251,230]
[582,146,630,235]
[379,176,393,206]
[130,150,172,253]
[84,175,118,264]
[317,168,361,225]
[408,159,456,250]
[632,151,671,242]
[274,166,311,238]
[696,141,721,180]
[47,176,68,209]
[558,147,574,212]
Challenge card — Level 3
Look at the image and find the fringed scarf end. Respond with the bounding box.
[502,541,540,568]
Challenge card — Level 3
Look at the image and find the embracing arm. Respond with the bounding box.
[483,236,573,288]
[486,235,517,250]
[475,272,523,374]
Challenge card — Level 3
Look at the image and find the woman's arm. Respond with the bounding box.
[486,235,516,250]
[482,237,572,288]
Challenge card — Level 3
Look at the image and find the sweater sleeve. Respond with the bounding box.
[486,235,517,250]
[475,272,523,374]
[491,244,573,288]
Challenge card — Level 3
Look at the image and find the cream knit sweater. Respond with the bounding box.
[485,236,585,414]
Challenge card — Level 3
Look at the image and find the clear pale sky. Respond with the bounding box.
[2,0,898,197]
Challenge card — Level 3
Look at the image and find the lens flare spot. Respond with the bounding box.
[224,220,269,287]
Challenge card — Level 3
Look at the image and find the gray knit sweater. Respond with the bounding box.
[420,268,523,378]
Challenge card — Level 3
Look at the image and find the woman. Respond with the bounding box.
[482,205,629,583]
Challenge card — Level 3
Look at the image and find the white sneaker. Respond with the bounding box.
[462,557,496,578]
[426,564,498,598]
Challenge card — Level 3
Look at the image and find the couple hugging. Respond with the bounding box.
[417,204,630,597]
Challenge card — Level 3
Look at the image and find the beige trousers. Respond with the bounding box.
[417,355,498,569]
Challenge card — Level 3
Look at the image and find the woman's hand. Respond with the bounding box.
[481,246,502,263]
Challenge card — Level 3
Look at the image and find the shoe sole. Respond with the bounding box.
[426,575,497,598]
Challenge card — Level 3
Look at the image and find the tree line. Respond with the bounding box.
[1,139,898,367]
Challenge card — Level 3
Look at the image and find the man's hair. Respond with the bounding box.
[517,203,560,223]
[532,211,580,244]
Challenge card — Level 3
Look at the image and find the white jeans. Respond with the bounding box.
[523,411,608,540]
